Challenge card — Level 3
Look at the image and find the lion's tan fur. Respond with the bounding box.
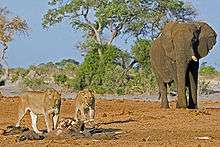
[16,89,61,133]
[75,89,95,123]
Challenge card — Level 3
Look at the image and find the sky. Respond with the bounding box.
[0,0,219,69]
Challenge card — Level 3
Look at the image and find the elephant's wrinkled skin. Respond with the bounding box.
[150,21,217,108]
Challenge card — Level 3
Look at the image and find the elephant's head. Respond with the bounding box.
[195,22,217,59]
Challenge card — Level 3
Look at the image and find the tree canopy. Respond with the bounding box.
[0,7,28,81]
[43,0,196,44]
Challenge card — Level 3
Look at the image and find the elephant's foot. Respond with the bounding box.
[188,104,198,109]
[188,100,198,109]
[176,97,187,108]
[160,100,170,108]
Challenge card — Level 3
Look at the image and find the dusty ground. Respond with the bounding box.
[0,97,220,147]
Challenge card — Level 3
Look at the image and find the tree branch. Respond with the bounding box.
[108,18,117,44]
[118,59,137,81]
[108,15,135,44]
[97,19,102,33]
[82,7,102,44]
[126,59,137,73]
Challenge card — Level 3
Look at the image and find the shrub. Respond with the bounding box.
[10,68,28,83]
[54,74,68,85]
[200,65,218,75]
[65,77,76,89]
[131,39,152,73]
[22,77,47,90]
[73,43,127,93]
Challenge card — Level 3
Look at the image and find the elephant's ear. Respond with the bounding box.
[195,22,217,58]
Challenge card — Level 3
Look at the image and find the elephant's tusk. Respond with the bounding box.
[192,56,198,62]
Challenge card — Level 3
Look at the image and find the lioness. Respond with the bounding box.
[74,89,95,123]
[16,89,61,134]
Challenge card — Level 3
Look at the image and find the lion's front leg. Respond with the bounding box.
[52,114,59,129]
[44,113,53,133]
[30,111,42,134]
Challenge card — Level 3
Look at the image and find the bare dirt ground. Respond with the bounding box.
[0,97,220,147]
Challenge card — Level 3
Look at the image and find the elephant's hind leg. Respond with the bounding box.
[159,82,169,108]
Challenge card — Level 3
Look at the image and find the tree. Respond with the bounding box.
[0,7,28,81]
[55,58,79,68]
[73,43,129,93]
[43,0,196,51]
[131,39,151,72]
[127,0,197,38]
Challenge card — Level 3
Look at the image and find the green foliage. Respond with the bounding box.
[200,65,218,75]
[63,62,78,76]
[125,69,157,95]
[6,59,79,91]
[37,62,57,75]
[0,67,4,76]
[54,74,68,85]
[127,0,196,38]
[43,0,196,42]
[128,39,157,94]
[55,59,79,68]
[10,68,28,83]
[65,77,75,89]
[74,44,126,93]
[132,39,151,70]
[22,77,47,90]
[73,43,157,95]
[0,7,29,44]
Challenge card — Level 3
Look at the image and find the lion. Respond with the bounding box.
[74,89,95,124]
[15,89,61,134]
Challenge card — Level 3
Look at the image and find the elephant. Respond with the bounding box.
[150,21,217,109]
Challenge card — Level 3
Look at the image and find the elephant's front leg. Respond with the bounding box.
[188,62,199,109]
[176,63,187,108]
[158,82,169,108]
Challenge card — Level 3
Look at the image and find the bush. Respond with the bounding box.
[90,85,107,94]
[116,87,125,95]
[72,41,158,95]
[200,65,218,75]
[65,77,76,89]
[54,74,68,85]
[0,68,4,76]
[10,68,28,83]
[125,69,157,95]
[131,39,152,73]
[73,43,127,93]
[22,77,47,90]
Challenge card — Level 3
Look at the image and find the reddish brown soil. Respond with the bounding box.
[0,97,220,147]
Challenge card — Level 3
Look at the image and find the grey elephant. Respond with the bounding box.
[150,21,217,108]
